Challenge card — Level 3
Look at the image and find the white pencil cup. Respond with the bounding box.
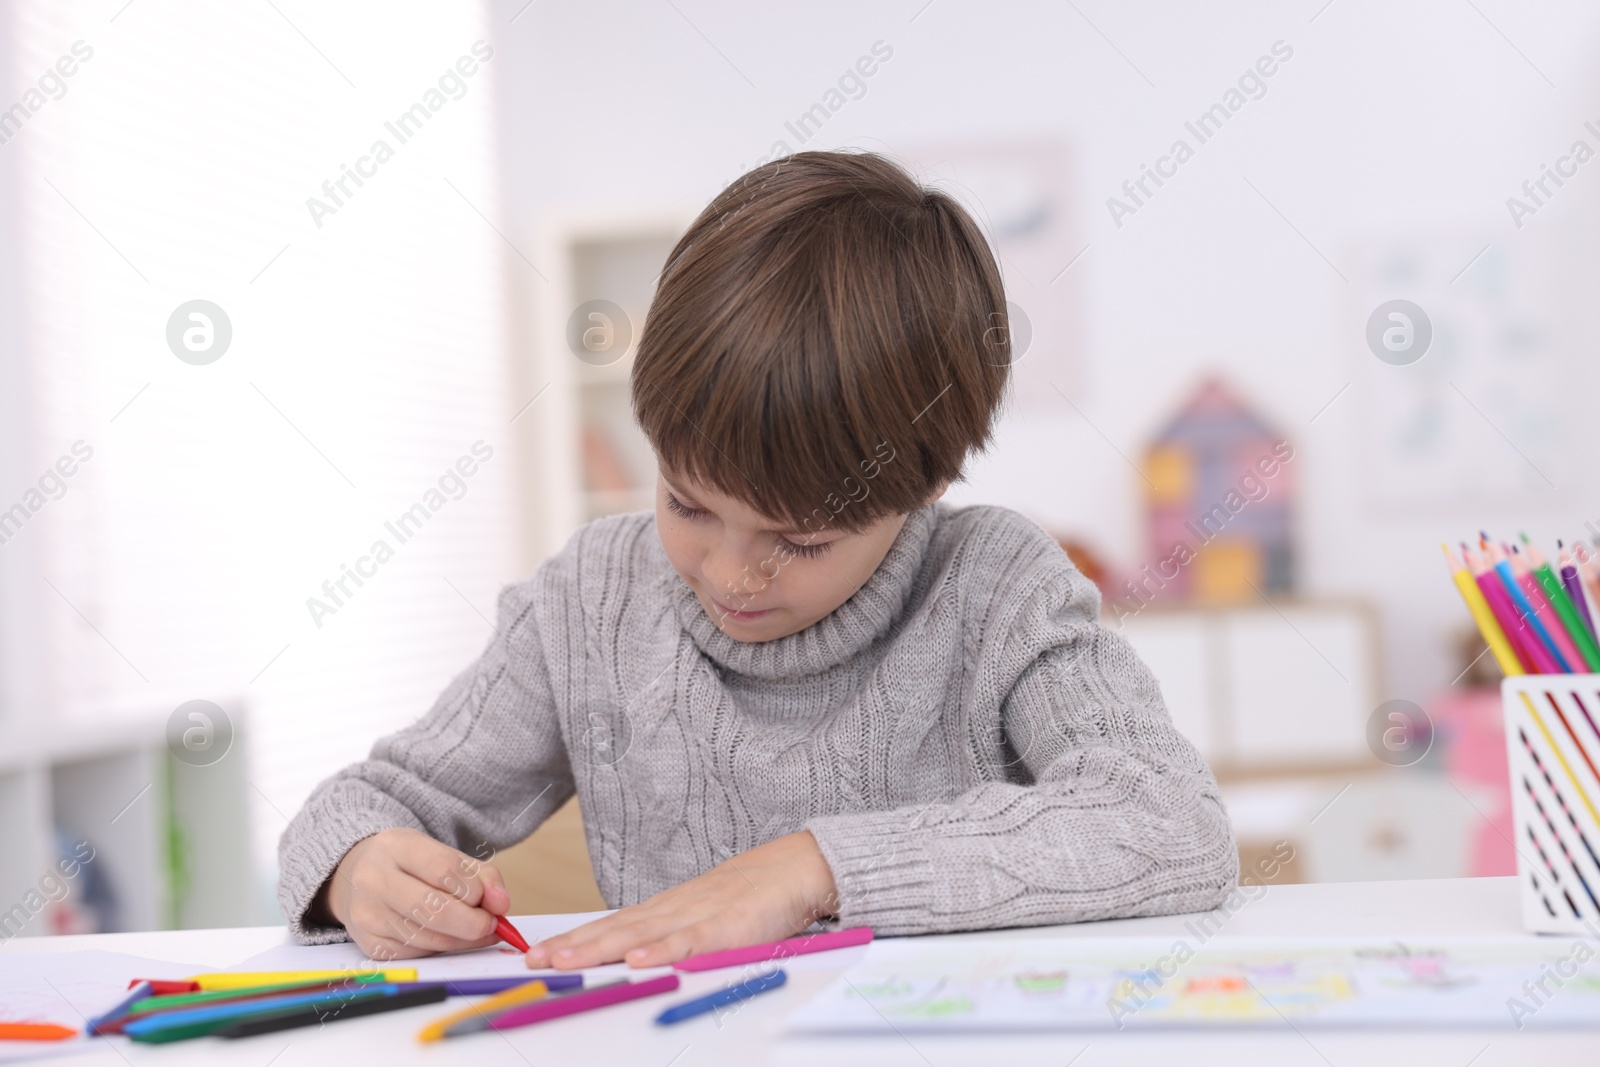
[1503,674,1600,935]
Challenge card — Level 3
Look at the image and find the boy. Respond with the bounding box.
[279,151,1237,969]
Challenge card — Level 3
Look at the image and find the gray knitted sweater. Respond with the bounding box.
[278,502,1237,944]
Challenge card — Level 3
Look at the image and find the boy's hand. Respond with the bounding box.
[322,827,511,960]
[524,831,838,970]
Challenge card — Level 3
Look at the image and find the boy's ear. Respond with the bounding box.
[924,481,950,505]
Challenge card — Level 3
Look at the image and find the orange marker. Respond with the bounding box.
[0,1022,77,1041]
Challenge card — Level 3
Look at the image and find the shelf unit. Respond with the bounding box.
[0,708,256,937]
[494,213,692,903]
[518,213,690,565]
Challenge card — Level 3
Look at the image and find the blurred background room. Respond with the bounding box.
[2,0,1599,934]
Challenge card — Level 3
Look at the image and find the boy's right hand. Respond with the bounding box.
[322,827,511,960]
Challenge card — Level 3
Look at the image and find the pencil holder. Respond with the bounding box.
[1503,674,1600,934]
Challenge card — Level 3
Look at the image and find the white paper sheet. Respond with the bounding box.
[229,911,669,982]
[787,936,1600,1032]
[0,949,205,1062]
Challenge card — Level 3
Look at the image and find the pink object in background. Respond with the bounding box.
[1432,688,1515,876]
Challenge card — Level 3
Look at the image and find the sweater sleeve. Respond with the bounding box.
[803,551,1238,936]
[275,577,574,944]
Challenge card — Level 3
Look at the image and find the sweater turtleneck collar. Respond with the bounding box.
[670,502,939,682]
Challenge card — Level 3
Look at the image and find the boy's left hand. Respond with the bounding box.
[524,830,838,969]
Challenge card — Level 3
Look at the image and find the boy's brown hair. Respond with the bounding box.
[631,150,1012,534]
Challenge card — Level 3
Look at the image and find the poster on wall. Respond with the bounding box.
[903,139,1085,409]
[1349,227,1583,513]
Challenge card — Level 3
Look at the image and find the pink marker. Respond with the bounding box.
[486,975,679,1032]
[673,926,874,973]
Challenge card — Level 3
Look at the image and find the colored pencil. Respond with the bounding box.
[417,978,550,1042]
[126,984,398,1043]
[495,915,530,953]
[655,968,788,1024]
[1521,536,1600,670]
[1507,545,1584,671]
[186,968,417,991]
[0,1023,77,1041]
[1465,544,1542,672]
[1558,545,1595,642]
[1443,544,1523,676]
[1575,544,1600,628]
[86,980,151,1035]
[486,975,680,1032]
[1486,539,1571,672]
[674,926,874,972]
[216,984,448,1039]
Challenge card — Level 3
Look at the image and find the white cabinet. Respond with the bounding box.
[1116,602,1379,774]
[1111,612,1217,758]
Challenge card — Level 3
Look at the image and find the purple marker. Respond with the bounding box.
[398,975,583,997]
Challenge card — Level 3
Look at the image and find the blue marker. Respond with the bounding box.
[87,980,152,1035]
[654,969,787,1025]
[124,983,397,1041]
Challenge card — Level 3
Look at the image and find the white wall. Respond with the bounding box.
[0,2,50,726]
[489,0,1600,703]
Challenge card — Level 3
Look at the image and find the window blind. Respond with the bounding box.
[6,0,522,896]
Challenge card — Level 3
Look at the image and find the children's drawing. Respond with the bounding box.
[788,936,1600,1032]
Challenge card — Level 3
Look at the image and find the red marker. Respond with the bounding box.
[129,979,200,995]
[494,915,530,953]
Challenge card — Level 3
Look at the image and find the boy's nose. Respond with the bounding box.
[701,548,769,601]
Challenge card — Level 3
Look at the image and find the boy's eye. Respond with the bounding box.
[779,536,831,560]
[664,492,706,519]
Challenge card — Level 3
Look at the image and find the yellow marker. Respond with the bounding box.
[417,979,548,1042]
[1446,545,1524,676]
[188,969,418,991]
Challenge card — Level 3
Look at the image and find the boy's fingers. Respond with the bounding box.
[476,862,510,916]
[382,912,497,955]
[526,923,618,967]
[526,906,647,959]
[624,925,711,968]
[377,908,496,953]
[392,872,500,943]
[356,930,430,960]
[542,916,678,970]
[397,843,491,907]
[352,866,493,952]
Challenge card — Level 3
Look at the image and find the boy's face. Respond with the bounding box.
[654,467,915,642]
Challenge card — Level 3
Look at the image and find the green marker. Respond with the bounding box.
[128,974,387,1015]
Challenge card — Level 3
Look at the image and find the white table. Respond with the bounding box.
[3,876,1596,1065]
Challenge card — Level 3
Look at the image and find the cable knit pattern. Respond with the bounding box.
[277,503,1238,944]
